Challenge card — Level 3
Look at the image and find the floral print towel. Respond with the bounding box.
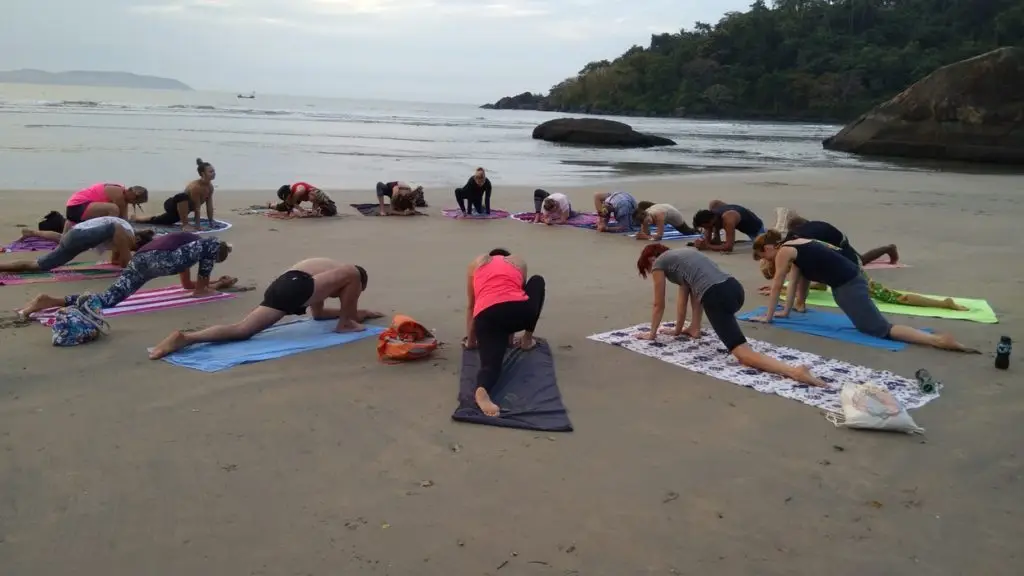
[587,322,937,412]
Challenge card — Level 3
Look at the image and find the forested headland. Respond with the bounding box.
[483,0,1024,122]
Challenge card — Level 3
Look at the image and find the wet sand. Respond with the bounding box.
[0,168,1021,575]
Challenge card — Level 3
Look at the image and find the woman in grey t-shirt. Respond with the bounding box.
[635,243,826,388]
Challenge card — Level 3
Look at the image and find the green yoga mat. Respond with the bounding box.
[794,288,998,324]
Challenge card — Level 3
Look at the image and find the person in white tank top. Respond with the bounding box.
[635,202,693,241]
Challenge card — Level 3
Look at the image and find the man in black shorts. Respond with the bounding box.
[149,257,384,359]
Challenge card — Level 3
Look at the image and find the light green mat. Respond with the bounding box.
[792,289,998,324]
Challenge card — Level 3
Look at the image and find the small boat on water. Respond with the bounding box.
[237,91,255,99]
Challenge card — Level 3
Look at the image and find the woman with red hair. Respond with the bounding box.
[636,243,826,387]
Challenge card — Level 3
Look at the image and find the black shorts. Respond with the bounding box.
[65,203,90,224]
[701,277,747,352]
[261,270,316,315]
[166,192,197,214]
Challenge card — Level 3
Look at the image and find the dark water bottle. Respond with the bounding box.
[995,336,1011,370]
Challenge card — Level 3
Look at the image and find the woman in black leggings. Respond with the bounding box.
[463,248,545,416]
[636,243,826,387]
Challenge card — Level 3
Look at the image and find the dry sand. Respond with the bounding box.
[0,168,1021,575]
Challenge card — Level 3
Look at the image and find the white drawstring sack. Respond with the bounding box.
[825,381,925,434]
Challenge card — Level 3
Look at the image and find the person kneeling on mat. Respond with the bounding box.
[454,167,493,216]
[593,191,638,233]
[272,182,338,217]
[634,202,695,241]
[19,232,236,319]
[375,181,423,216]
[132,159,217,232]
[464,248,545,417]
[149,258,385,359]
[692,200,765,253]
[636,243,827,387]
[752,232,979,352]
[533,189,573,225]
[0,216,155,273]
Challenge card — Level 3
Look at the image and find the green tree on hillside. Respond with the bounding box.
[489,0,1024,121]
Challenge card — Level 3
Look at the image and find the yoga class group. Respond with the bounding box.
[2,159,987,420]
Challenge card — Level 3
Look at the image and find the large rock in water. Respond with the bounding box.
[823,47,1024,164]
[532,118,676,148]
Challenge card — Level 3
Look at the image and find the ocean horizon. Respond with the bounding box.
[0,83,891,192]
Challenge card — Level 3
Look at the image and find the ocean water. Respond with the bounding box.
[0,83,885,191]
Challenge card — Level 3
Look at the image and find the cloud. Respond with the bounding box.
[0,0,752,102]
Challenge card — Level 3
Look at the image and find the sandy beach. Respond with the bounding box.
[0,168,1021,575]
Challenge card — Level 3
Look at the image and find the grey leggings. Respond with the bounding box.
[832,274,893,338]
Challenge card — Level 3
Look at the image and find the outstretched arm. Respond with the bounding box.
[110,226,133,268]
[179,270,196,289]
[640,271,667,339]
[464,260,479,344]
[653,216,666,241]
[764,248,795,322]
[205,190,215,226]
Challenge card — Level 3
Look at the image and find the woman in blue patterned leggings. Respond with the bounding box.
[19,233,236,317]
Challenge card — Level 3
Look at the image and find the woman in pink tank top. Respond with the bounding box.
[64,182,149,230]
[463,248,546,417]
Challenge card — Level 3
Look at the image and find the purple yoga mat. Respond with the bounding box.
[2,236,59,252]
[441,208,510,220]
[510,211,601,229]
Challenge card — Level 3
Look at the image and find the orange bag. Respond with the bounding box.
[376,314,439,363]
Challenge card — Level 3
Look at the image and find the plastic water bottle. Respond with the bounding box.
[995,336,1012,370]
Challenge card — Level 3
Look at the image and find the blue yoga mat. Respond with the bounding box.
[738,306,910,351]
[157,319,386,372]
[453,340,573,432]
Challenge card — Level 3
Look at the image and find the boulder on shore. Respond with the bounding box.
[532,118,676,148]
[823,47,1024,164]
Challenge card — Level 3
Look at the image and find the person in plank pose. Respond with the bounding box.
[771,208,899,266]
[532,189,573,225]
[148,258,384,359]
[272,182,338,217]
[463,248,546,416]
[752,232,978,352]
[374,181,423,216]
[63,183,149,232]
[0,217,154,273]
[636,243,827,387]
[593,191,639,233]
[691,200,765,253]
[132,159,217,231]
[634,202,695,240]
[454,167,493,216]
[18,232,235,318]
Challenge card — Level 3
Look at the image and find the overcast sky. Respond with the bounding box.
[1,0,751,103]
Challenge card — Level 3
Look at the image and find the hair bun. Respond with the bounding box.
[196,158,203,165]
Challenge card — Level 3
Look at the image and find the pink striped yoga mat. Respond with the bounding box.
[30,286,236,326]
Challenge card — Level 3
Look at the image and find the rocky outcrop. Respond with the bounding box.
[823,47,1024,164]
[531,118,676,148]
[481,92,550,111]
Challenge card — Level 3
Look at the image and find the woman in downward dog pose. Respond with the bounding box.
[133,159,217,231]
[636,244,826,387]
[464,248,546,416]
[18,232,236,318]
[752,232,978,352]
[634,202,695,240]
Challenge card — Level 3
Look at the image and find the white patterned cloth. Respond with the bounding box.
[587,322,938,412]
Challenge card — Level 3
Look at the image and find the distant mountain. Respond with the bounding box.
[0,69,193,91]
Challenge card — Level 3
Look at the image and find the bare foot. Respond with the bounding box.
[214,276,239,290]
[943,298,969,311]
[936,333,980,353]
[887,245,900,265]
[791,365,828,388]
[149,330,190,359]
[19,294,56,317]
[335,320,366,333]
[518,334,537,350]
[474,387,500,417]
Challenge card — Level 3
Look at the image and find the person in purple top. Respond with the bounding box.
[18,232,237,318]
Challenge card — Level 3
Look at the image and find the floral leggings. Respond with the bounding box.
[63,239,219,308]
